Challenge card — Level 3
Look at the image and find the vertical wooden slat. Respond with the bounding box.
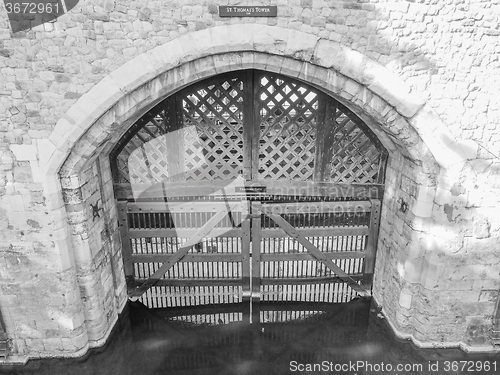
[251,201,262,305]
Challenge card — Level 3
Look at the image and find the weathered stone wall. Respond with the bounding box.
[0,0,499,361]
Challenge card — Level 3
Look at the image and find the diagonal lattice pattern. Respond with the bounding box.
[181,77,245,181]
[325,110,383,184]
[112,70,387,188]
[256,73,319,181]
[116,100,174,184]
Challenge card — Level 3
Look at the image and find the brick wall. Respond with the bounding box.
[0,0,499,361]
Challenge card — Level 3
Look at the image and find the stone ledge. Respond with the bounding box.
[379,302,500,353]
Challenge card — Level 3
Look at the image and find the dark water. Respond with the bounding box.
[1,299,499,375]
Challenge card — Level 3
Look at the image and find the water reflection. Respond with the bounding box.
[1,299,499,375]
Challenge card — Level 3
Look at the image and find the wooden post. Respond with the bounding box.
[493,291,500,345]
[314,96,333,181]
[241,200,251,311]
[363,199,381,290]
[117,201,135,290]
[0,305,8,358]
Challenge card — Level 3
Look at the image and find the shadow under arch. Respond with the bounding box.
[42,24,476,353]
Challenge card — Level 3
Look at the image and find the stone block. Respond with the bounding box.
[399,289,412,309]
[411,199,433,218]
[178,28,220,62]
[109,53,157,94]
[0,194,24,212]
[338,48,371,86]
[62,188,83,205]
[466,316,491,347]
[415,185,436,203]
[187,56,219,80]
[473,218,491,239]
[48,120,80,154]
[207,25,237,54]
[10,144,37,162]
[263,54,286,73]
[312,38,343,70]
[478,289,498,303]
[252,24,289,55]
[78,76,124,118]
[365,94,390,116]
[367,66,422,118]
[67,331,89,349]
[43,191,64,214]
[146,41,184,72]
[283,28,318,60]
[61,337,86,352]
[13,162,33,183]
[343,79,360,97]
[24,339,45,354]
[59,175,81,190]
[280,58,304,78]
[240,52,255,69]
[86,317,108,341]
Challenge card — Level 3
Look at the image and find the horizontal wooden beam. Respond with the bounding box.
[260,274,363,285]
[113,180,384,200]
[128,228,243,239]
[127,201,245,213]
[260,251,365,262]
[132,278,244,287]
[261,226,369,238]
[131,253,243,263]
[262,200,372,214]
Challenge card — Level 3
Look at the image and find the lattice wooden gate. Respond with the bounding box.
[112,70,387,310]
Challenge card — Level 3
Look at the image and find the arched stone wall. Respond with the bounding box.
[35,24,484,358]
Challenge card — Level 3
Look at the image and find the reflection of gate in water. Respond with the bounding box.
[112,69,387,310]
[130,299,371,374]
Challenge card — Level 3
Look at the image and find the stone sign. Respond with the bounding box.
[218,5,277,17]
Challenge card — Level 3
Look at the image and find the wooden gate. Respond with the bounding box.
[119,198,251,309]
[119,195,380,308]
[112,69,387,309]
[252,199,380,303]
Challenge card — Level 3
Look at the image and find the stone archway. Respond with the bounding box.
[42,24,478,353]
